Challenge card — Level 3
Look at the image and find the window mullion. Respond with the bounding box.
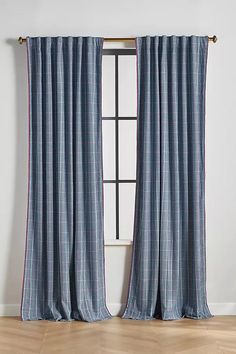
[115,54,119,240]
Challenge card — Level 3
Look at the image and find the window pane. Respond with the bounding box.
[102,56,115,117]
[119,120,137,180]
[104,184,116,240]
[118,55,137,117]
[119,183,136,240]
[102,121,115,180]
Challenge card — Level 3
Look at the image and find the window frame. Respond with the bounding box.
[102,48,137,242]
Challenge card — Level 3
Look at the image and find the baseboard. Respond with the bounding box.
[209,303,236,315]
[107,302,236,317]
[0,303,125,317]
[107,303,126,316]
[1,303,236,317]
[0,304,20,316]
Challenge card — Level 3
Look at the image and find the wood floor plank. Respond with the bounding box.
[0,316,235,354]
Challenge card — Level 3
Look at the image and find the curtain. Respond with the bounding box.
[21,37,111,322]
[123,36,212,320]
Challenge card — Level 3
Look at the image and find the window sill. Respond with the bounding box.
[104,239,133,246]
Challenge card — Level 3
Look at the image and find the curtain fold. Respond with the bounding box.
[21,37,111,322]
[123,36,212,320]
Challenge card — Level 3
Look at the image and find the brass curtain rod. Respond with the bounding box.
[18,35,218,44]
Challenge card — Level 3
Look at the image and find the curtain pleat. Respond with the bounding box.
[123,36,212,320]
[21,37,111,322]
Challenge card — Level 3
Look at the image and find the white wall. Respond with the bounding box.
[0,0,236,316]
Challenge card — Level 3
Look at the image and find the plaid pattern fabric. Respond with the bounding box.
[123,36,212,320]
[21,37,111,322]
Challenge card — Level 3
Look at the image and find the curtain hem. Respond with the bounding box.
[122,304,213,321]
[21,306,112,323]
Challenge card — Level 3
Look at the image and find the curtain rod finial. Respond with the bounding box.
[18,36,24,44]
[212,35,217,43]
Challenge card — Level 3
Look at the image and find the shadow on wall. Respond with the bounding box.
[4,39,28,309]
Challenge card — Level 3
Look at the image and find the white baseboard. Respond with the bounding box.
[107,303,126,316]
[0,303,125,317]
[108,302,236,317]
[0,304,20,316]
[1,303,236,317]
[209,303,236,315]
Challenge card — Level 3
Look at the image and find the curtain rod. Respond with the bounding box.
[18,36,218,44]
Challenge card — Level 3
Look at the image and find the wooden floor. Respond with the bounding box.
[0,316,236,354]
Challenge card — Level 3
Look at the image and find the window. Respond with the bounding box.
[102,49,137,243]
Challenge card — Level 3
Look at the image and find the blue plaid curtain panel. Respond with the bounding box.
[21,37,111,322]
[123,36,212,320]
